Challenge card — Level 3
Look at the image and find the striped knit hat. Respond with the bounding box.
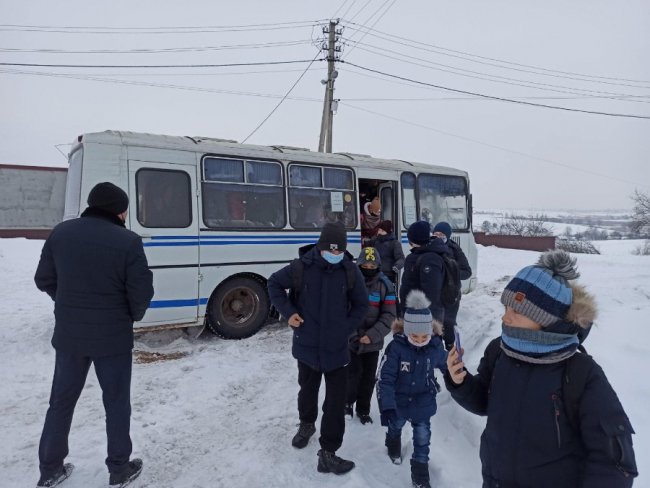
[403,290,433,335]
[501,250,580,328]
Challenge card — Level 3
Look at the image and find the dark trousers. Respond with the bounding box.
[39,350,133,478]
[346,351,379,415]
[297,361,348,453]
[442,298,461,349]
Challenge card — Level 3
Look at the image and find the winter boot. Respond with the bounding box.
[344,404,353,419]
[385,433,402,464]
[36,463,74,487]
[410,459,431,488]
[109,458,143,488]
[291,421,316,449]
[317,449,355,475]
[357,413,373,425]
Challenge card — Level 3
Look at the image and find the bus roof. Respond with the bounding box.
[78,130,468,177]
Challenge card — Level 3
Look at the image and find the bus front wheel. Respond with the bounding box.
[206,277,270,339]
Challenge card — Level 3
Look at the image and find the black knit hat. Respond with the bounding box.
[317,222,347,252]
[407,220,431,245]
[87,182,129,215]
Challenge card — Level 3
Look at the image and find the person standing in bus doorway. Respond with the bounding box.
[360,196,381,245]
[399,221,448,323]
[34,182,154,488]
[432,222,472,351]
[267,222,368,475]
[345,247,396,425]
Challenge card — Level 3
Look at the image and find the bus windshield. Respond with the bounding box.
[417,174,469,230]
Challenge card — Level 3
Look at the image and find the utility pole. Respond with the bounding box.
[318,20,341,153]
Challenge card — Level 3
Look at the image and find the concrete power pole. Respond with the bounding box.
[318,20,340,153]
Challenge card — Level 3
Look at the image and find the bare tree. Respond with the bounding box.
[497,213,554,237]
[631,190,650,235]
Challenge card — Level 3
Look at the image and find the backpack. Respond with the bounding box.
[484,339,594,431]
[413,252,461,307]
[289,258,356,302]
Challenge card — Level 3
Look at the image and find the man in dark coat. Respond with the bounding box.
[267,222,368,475]
[34,182,154,488]
[432,221,472,350]
[399,221,449,323]
[367,220,405,285]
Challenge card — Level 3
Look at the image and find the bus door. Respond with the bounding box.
[127,161,200,326]
[357,168,399,237]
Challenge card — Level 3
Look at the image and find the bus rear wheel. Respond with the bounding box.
[206,277,270,339]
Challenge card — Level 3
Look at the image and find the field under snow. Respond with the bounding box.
[0,238,648,487]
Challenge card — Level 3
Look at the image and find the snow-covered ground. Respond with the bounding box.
[0,238,648,487]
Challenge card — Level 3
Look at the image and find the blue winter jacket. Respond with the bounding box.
[445,337,638,488]
[377,331,448,422]
[399,237,450,322]
[267,245,369,372]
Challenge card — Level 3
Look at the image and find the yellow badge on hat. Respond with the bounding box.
[364,247,376,261]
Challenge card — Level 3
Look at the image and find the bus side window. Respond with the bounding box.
[136,169,192,228]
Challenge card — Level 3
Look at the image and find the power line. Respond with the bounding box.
[339,0,358,20]
[348,0,373,23]
[0,59,323,69]
[343,0,397,59]
[342,61,650,119]
[242,53,321,143]
[342,22,650,86]
[347,40,649,101]
[0,39,314,54]
[339,101,648,189]
[0,67,323,102]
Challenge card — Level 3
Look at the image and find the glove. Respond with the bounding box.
[392,266,399,275]
[380,409,398,427]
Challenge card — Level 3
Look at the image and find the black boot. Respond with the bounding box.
[109,459,143,488]
[357,413,373,425]
[37,463,74,487]
[344,404,353,419]
[385,434,402,464]
[291,421,316,449]
[410,459,431,488]
[317,449,355,475]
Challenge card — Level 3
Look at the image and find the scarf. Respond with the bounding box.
[500,324,579,364]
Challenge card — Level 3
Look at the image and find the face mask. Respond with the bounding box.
[360,267,380,278]
[408,335,431,348]
[322,251,344,264]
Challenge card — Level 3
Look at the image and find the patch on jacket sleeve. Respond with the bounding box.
[422,265,431,274]
[400,361,411,372]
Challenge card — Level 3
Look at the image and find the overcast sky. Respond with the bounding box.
[1,0,649,210]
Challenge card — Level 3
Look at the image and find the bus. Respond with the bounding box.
[63,130,477,338]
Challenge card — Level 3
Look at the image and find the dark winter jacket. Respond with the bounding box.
[34,208,154,357]
[349,272,396,355]
[377,321,448,423]
[267,245,369,372]
[444,287,637,488]
[368,233,405,282]
[447,238,472,282]
[399,237,450,322]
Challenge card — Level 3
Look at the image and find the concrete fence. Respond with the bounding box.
[474,232,556,252]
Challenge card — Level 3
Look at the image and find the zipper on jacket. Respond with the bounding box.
[552,393,562,448]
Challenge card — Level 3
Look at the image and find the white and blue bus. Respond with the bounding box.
[63,131,477,338]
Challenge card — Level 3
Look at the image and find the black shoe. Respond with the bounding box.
[385,434,402,464]
[357,413,373,425]
[291,422,316,449]
[410,460,431,488]
[37,463,74,487]
[344,404,353,419]
[317,449,355,475]
[109,459,143,487]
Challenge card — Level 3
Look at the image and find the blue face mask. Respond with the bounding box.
[322,251,344,264]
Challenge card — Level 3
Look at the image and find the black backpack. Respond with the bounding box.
[289,258,356,302]
[413,253,461,307]
[484,339,594,431]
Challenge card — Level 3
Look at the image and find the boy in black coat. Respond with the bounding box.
[445,250,638,488]
[431,221,472,350]
[34,182,154,488]
[267,222,368,475]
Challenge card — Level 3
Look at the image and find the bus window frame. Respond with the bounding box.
[287,162,357,231]
[200,153,286,231]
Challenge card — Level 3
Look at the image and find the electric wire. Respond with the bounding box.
[347,0,373,24]
[242,53,321,143]
[0,59,322,69]
[339,101,647,189]
[343,0,397,58]
[342,61,650,119]
[342,22,650,86]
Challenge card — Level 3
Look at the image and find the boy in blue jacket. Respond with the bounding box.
[446,250,638,487]
[377,290,448,488]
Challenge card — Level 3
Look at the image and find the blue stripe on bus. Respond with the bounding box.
[149,298,209,308]
[144,235,362,247]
